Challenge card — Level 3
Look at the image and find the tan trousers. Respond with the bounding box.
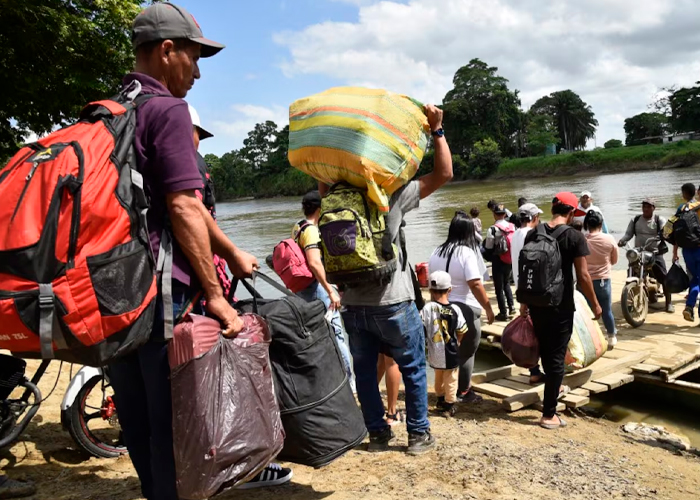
[434,368,459,404]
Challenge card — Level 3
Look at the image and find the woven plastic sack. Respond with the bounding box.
[169,314,284,499]
[501,315,539,369]
[566,291,608,372]
[288,86,430,212]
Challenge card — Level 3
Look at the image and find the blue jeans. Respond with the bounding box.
[593,278,616,335]
[683,247,700,309]
[109,283,197,500]
[341,301,430,435]
[296,281,354,388]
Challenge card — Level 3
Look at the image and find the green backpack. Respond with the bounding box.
[318,183,397,286]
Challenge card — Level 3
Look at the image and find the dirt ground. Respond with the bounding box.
[2,360,700,500]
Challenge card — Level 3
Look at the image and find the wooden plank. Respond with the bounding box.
[471,365,518,385]
[571,388,590,397]
[635,374,700,396]
[472,382,520,399]
[501,350,648,411]
[603,349,631,360]
[562,394,590,408]
[507,375,536,385]
[594,372,634,389]
[581,381,609,394]
[534,401,565,413]
[492,379,533,392]
[663,358,700,381]
[631,363,661,374]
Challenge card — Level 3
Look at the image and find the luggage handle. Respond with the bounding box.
[231,271,294,313]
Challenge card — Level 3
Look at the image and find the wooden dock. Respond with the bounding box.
[425,269,700,411]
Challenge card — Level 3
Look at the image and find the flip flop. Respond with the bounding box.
[557,385,571,400]
[539,415,568,430]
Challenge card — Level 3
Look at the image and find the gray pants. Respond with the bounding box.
[453,302,482,394]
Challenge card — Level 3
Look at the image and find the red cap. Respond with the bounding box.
[553,191,585,215]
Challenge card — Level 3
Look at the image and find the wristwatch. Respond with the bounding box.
[431,128,445,138]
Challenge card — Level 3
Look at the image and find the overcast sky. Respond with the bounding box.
[182,0,700,155]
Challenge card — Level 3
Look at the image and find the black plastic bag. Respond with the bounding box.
[666,263,690,294]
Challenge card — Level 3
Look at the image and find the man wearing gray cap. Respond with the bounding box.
[108,4,257,500]
[618,198,673,313]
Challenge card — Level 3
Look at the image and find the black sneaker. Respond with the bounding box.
[457,389,483,404]
[368,427,395,452]
[0,477,36,499]
[435,396,446,410]
[508,308,516,318]
[407,431,436,455]
[683,306,695,323]
[440,403,457,418]
[237,463,293,489]
[495,312,509,322]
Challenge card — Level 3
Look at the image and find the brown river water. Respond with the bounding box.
[216,166,700,446]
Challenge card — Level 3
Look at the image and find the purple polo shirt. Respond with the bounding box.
[123,72,203,287]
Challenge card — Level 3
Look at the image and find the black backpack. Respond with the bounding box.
[516,224,569,308]
[672,204,700,249]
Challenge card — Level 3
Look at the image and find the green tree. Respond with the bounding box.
[604,139,623,149]
[0,0,146,159]
[530,90,598,152]
[442,59,522,159]
[526,114,559,156]
[240,121,279,170]
[669,84,700,133]
[468,138,502,179]
[623,112,669,145]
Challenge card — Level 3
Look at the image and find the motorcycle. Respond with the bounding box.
[621,237,662,328]
[0,354,126,459]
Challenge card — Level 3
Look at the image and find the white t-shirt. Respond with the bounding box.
[511,227,533,286]
[428,245,487,312]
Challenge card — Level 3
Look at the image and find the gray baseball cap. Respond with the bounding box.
[132,2,225,58]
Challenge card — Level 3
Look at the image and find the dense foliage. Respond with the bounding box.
[0,0,145,159]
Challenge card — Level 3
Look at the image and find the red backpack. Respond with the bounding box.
[495,222,516,264]
[272,222,315,293]
[0,84,158,366]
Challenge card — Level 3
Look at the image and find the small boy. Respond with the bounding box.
[420,271,468,418]
[470,206,482,237]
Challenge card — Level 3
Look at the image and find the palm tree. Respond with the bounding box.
[530,90,598,151]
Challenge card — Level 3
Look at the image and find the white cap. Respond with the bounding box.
[187,104,213,140]
[429,270,452,290]
[581,191,592,198]
[518,203,543,219]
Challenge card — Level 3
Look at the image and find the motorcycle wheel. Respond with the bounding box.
[65,374,127,459]
[621,282,648,328]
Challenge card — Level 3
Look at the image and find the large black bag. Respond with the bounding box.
[665,263,690,294]
[234,272,367,468]
[516,224,569,308]
[672,205,700,249]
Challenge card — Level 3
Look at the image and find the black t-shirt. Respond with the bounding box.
[524,223,589,311]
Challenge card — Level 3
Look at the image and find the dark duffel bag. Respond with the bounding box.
[233,272,367,468]
[665,263,690,294]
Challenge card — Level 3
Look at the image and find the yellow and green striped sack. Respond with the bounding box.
[288,87,430,213]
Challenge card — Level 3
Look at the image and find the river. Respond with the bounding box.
[216,166,700,446]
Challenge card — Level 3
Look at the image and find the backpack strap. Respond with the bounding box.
[157,228,175,340]
[293,220,312,244]
[634,215,642,225]
[550,224,570,240]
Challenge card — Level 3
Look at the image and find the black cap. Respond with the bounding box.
[132,2,225,58]
[493,204,507,215]
[302,191,322,211]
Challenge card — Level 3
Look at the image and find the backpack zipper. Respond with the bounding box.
[0,149,36,186]
[10,161,41,223]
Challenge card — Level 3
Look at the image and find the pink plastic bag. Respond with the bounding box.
[501,316,539,368]
[169,313,284,499]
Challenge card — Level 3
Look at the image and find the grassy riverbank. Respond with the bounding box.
[493,140,700,179]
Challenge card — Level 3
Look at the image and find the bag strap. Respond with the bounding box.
[230,271,295,314]
[293,220,312,244]
[156,229,175,340]
[550,224,570,240]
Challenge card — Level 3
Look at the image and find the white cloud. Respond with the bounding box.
[209,104,289,152]
[276,0,700,145]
